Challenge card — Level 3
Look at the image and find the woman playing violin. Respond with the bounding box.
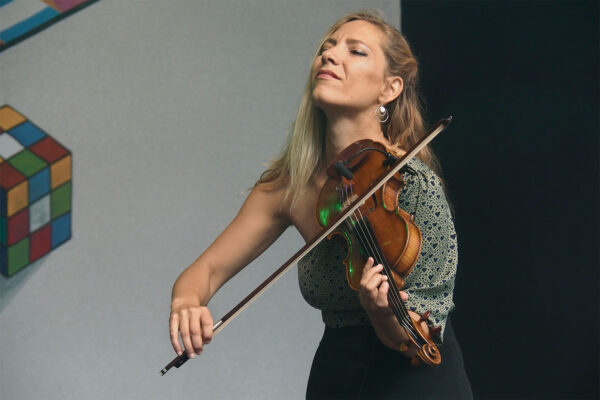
[169,11,472,398]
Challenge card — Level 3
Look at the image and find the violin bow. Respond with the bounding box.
[160,116,452,375]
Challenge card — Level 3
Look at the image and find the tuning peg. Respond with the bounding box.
[418,311,431,323]
[430,325,442,337]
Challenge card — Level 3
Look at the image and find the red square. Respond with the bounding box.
[0,162,26,190]
[30,224,51,262]
[7,208,29,246]
[29,136,69,164]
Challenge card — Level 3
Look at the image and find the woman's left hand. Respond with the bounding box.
[359,257,416,353]
[358,257,408,317]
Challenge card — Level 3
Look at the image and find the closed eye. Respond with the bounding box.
[351,49,367,56]
[319,46,332,55]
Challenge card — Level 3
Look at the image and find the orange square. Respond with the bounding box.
[51,155,71,189]
[0,106,27,131]
[7,181,28,217]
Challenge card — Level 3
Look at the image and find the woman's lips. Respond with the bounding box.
[316,69,340,80]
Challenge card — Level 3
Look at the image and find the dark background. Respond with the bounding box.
[402,1,598,398]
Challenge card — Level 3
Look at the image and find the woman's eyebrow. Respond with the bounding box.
[346,38,371,49]
[323,38,371,49]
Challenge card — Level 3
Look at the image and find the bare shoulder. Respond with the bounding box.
[245,179,292,223]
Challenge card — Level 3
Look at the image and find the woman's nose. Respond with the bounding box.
[321,47,339,65]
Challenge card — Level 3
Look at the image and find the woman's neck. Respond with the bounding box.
[324,110,387,164]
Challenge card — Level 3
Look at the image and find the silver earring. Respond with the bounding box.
[376,105,389,123]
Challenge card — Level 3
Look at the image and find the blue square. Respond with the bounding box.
[29,167,50,203]
[8,121,47,147]
[0,7,60,44]
[51,212,71,249]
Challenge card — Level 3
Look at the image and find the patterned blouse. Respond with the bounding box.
[297,157,457,343]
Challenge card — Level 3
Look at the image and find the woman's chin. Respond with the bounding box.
[312,94,342,113]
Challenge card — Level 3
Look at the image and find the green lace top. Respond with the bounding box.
[297,158,457,343]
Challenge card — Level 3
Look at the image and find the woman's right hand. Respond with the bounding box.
[170,303,214,358]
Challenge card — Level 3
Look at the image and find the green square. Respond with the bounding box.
[8,149,47,178]
[0,216,6,246]
[8,237,29,276]
[51,181,71,219]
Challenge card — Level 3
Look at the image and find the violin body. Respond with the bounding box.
[315,139,441,366]
[315,139,422,291]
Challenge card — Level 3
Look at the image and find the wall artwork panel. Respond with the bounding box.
[0,105,71,277]
[0,0,99,51]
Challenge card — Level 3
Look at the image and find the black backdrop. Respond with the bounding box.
[401,1,599,398]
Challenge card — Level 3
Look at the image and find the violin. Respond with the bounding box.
[160,117,452,375]
[316,139,441,366]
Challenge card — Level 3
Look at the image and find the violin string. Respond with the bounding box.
[352,211,422,346]
[341,184,419,343]
[349,211,418,344]
[340,185,410,331]
[343,185,409,321]
[342,184,409,326]
[351,208,415,334]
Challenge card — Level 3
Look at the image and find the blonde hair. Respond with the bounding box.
[257,10,441,209]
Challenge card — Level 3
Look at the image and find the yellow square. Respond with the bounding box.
[7,181,28,217]
[0,106,27,131]
[51,155,72,189]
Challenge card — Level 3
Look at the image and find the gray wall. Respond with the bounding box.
[0,1,399,398]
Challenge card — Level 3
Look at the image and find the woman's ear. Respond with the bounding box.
[379,76,404,104]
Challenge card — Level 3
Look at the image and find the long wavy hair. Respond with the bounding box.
[257,10,441,210]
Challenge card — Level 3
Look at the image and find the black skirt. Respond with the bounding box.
[306,319,473,399]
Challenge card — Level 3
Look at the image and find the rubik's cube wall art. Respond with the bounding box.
[0,105,72,277]
[0,0,100,52]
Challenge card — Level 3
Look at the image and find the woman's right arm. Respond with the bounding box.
[169,183,290,358]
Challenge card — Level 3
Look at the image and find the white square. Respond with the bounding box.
[0,133,24,159]
[30,195,51,232]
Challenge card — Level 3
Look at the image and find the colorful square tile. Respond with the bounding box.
[0,216,6,246]
[28,167,50,203]
[8,149,47,178]
[0,132,24,159]
[0,7,59,44]
[7,180,28,217]
[30,224,51,262]
[45,0,88,12]
[0,105,26,131]
[51,212,70,249]
[29,136,69,164]
[6,237,30,276]
[30,194,50,233]
[0,161,26,190]
[50,154,71,189]
[8,121,47,147]
[7,207,29,246]
[51,181,70,219]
